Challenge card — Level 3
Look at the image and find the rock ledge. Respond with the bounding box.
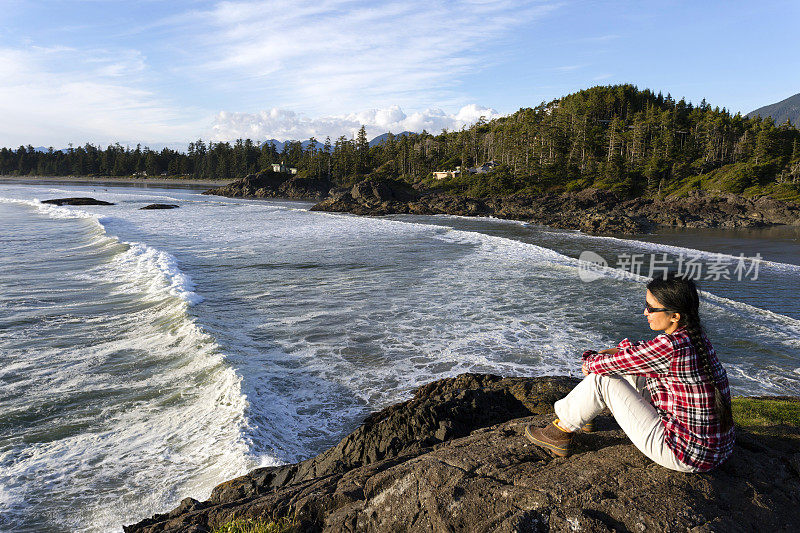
[126,374,800,532]
[203,171,331,201]
[41,197,115,206]
[311,181,800,234]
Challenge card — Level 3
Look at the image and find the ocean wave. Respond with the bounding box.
[544,227,800,273]
[0,193,261,531]
[414,210,800,270]
[0,196,203,306]
[379,213,800,329]
[371,213,800,363]
[112,242,204,305]
[1,195,99,220]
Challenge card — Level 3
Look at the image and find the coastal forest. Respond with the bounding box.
[3,85,800,201]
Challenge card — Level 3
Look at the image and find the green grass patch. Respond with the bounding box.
[661,162,800,204]
[732,397,800,437]
[211,516,299,533]
[741,181,800,204]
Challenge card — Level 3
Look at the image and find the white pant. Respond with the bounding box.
[554,373,699,473]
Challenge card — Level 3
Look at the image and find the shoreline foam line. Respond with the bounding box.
[344,208,800,330]
[545,226,800,273]
[405,210,800,272]
[1,196,203,306]
[0,194,275,530]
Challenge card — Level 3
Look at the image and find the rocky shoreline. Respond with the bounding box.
[126,374,800,532]
[201,170,331,201]
[204,174,800,235]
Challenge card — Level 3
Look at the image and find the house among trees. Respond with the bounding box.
[271,162,298,175]
[469,160,499,174]
[433,161,499,179]
[433,166,462,180]
[3,86,799,196]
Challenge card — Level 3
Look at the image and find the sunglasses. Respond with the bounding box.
[645,304,671,313]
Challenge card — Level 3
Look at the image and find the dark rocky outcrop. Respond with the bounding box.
[41,197,115,206]
[204,170,800,234]
[311,184,650,233]
[310,179,800,234]
[310,178,423,216]
[616,192,800,229]
[140,204,179,210]
[203,170,331,201]
[126,374,800,533]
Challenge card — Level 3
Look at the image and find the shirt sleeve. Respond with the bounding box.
[585,334,674,377]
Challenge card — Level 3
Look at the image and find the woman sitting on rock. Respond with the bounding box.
[526,272,735,472]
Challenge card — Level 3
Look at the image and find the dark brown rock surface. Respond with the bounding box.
[140,204,179,210]
[41,197,115,206]
[203,170,331,201]
[125,374,800,533]
[310,179,800,234]
[203,171,800,234]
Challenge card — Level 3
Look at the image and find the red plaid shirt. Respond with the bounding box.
[583,326,734,471]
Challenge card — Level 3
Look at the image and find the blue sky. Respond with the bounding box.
[1,0,798,148]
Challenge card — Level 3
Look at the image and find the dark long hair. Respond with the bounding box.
[647,272,733,431]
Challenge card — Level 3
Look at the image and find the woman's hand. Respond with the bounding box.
[583,348,618,375]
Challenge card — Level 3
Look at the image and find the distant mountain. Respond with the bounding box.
[369,131,414,147]
[261,139,290,152]
[257,132,414,151]
[33,146,69,153]
[21,135,417,155]
[748,92,800,126]
[260,139,320,152]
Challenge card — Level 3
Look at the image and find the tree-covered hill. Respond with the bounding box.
[3,85,800,203]
[748,92,800,128]
[425,85,800,201]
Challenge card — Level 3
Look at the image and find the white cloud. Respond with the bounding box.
[210,103,502,141]
[184,0,558,112]
[0,1,559,147]
[0,45,201,147]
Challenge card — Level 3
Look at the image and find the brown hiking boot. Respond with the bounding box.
[581,420,595,433]
[525,420,574,457]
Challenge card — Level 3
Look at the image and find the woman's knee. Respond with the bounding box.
[591,373,626,398]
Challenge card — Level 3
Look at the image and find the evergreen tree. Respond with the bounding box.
[2,85,799,200]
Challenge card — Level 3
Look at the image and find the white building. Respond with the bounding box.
[271,162,298,175]
[432,166,461,180]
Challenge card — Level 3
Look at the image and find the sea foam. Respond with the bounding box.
[1,196,203,306]
[0,194,265,531]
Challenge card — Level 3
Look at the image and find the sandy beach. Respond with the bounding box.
[0,175,236,188]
